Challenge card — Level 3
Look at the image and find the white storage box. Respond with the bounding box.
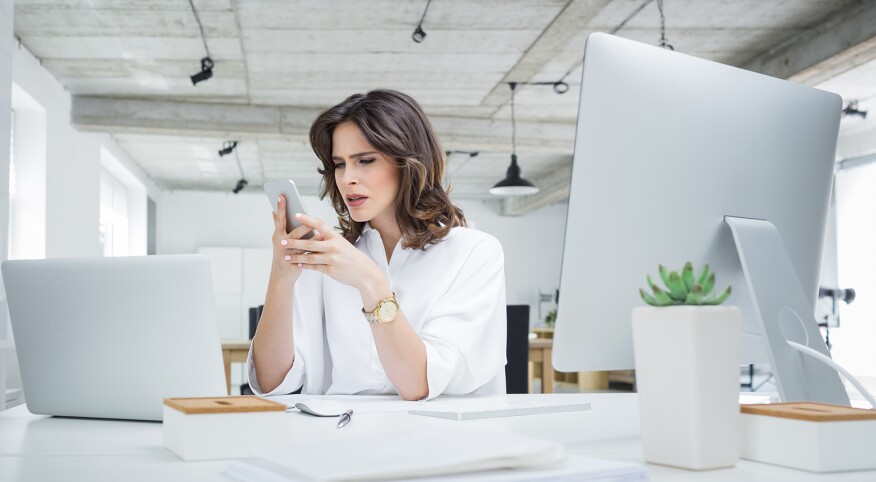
[164,396,287,461]
[740,402,876,473]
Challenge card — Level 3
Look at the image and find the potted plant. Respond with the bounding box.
[632,262,740,470]
[544,309,557,327]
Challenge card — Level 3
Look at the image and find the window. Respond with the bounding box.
[7,110,14,259]
[99,168,129,257]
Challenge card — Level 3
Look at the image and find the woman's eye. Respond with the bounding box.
[359,159,375,165]
[333,162,345,169]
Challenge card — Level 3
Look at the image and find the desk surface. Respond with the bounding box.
[1,393,873,482]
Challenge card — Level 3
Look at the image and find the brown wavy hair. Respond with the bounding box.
[310,89,466,249]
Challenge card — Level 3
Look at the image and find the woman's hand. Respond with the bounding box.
[284,213,384,293]
[270,195,324,283]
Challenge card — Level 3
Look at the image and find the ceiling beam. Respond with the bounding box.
[500,163,573,216]
[71,96,576,154]
[480,0,611,108]
[742,0,876,85]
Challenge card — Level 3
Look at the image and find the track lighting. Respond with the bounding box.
[188,0,214,85]
[190,57,214,85]
[412,26,427,43]
[843,101,868,119]
[232,178,248,194]
[225,141,247,194]
[218,141,237,157]
[412,0,432,43]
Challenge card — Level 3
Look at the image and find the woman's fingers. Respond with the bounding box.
[288,222,316,240]
[274,195,289,235]
[286,238,322,253]
[292,213,333,239]
[285,252,329,266]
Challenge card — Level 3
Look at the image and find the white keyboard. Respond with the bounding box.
[409,399,592,420]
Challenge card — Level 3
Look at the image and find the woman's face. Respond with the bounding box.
[332,121,401,226]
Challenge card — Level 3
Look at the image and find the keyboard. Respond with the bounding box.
[409,399,592,420]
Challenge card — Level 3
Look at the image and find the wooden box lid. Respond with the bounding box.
[164,396,287,414]
[741,402,876,422]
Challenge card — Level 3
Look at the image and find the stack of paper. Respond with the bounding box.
[225,423,645,481]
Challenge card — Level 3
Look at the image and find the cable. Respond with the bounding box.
[188,0,211,58]
[786,340,876,409]
[555,0,654,87]
[656,0,674,50]
[509,83,517,156]
[417,0,432,28]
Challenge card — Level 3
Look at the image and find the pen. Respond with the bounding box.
[337,409,353,429]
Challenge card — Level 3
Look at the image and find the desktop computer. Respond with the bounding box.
[554,33,851,405]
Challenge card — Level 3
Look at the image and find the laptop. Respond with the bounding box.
[1,254,227,421]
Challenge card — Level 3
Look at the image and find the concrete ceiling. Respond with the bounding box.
[12,0,876,214]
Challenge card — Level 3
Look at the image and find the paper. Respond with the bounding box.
[267,394,426,414]
[226,423,567,481]
[226,452,647,482]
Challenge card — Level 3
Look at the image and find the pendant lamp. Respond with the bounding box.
[490,83,538,196]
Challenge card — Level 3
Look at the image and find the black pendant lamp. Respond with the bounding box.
[490,82,538,196]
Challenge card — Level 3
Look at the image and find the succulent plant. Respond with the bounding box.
[639,262,731,307]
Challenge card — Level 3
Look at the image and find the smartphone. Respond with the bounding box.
[263,180,315,239]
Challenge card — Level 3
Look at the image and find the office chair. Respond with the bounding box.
[505,305,530,394]
[240,305,264,396]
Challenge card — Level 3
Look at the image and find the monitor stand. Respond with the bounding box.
[724,216,850,405]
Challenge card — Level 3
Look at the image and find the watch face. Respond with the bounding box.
[378,300,399,322]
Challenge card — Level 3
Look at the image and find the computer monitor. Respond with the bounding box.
[554,33,848,404]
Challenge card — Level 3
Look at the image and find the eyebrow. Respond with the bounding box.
[332,151,377,162]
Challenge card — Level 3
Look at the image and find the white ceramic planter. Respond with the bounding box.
[631,305,741,470]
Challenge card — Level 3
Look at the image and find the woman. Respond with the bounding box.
[247,90,506,400]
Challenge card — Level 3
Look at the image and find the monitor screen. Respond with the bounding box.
[554,34,841,381]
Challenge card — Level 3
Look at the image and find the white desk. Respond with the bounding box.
[1,393,873,481]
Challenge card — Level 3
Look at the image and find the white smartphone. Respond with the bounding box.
[263,180,314,239]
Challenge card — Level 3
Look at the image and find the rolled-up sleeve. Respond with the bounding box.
[419,237,507,400]
[246,270,327,396]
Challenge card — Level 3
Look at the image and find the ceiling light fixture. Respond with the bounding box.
[218,140,238,157]
[228,142,248,194]
[191,57,214,85]
[412,0,432,43]
[188,0,214,85]
[490,83,539,196]
[843,101,868,119]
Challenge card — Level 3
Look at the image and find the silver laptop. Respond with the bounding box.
[2,254,227,421]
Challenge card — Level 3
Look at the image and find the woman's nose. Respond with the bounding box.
[342,167,358,185]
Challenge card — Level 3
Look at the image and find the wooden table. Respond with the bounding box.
[528,338,554,394]
[220,340,251,395]
[223,338,561,395]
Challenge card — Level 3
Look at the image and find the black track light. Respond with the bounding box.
[232,178,248,194]
[843,101,868,119]
[191,56,214,85]
[412,0,432,43]
[412,26,427,43]
[218,140,237,157]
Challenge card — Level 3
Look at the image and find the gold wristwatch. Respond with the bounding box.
[362,293,400,324]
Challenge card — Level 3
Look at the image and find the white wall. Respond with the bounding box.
[156,190,338,255]
[9,84,47,260]
[11,44,157,260]
[833,161,876,378]
[1,0,16,408]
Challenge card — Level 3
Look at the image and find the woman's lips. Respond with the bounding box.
[347,196,368,208]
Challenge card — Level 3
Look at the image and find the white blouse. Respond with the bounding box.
[247,224,508,399]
